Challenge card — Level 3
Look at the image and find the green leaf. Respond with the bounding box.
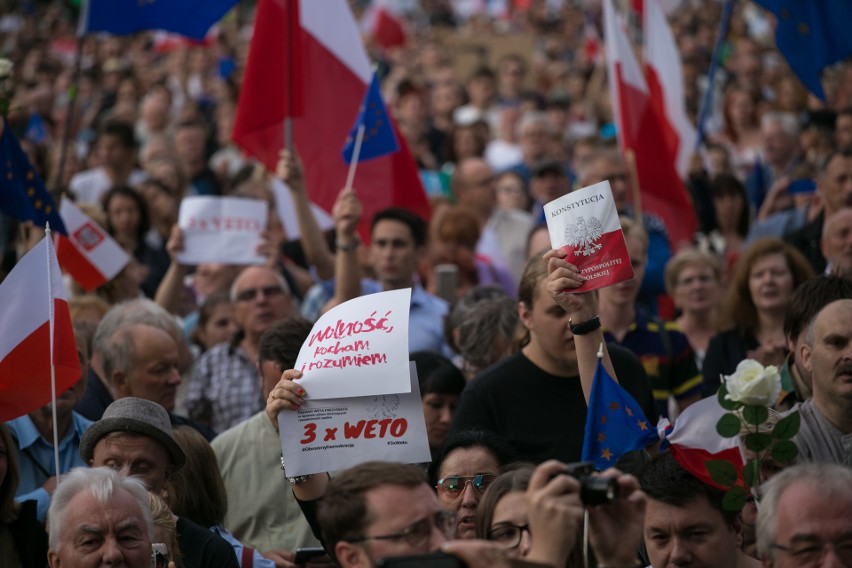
[706,459,739,487]
[722,485,748,512]
[742,405,769,425]
[771,440,799,463]
[745,432,772,452]
[743,459,761,487]
[716,413,742,438]
[771,411,801,440]
[717,384,738,410]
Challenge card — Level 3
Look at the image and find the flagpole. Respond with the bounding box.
[53,34,85,196]
[283,0,294,150]
[344,123,366,192]
[694,0,736,150]
[45,223,61,485]
[625,149,644,228]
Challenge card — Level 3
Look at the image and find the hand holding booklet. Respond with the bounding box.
[543,180,634,292]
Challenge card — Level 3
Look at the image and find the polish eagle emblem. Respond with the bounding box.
[564,215,604,257]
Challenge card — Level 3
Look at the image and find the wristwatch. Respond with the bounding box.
[569,315,601,335]
[335,235,360,252]
[281,454,315,485]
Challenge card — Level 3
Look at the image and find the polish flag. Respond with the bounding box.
[233,0,430,240]
[56,198,131,292]
[0,236,80,421]
[603,0,696,248]
[543,180,634,292]
[362,2,407,51]
[666,396,746,491]
[644,0,696,178]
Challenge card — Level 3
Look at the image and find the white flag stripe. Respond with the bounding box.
[60,198,130,280]
[302,0,372,84]
[0,238,64,361]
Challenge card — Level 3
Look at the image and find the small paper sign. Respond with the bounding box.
[543,180,634,291]
[294,288,412,399]
[176,196,267,265]
[279,363,431,477]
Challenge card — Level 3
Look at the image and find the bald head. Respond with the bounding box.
[452,158,496,222]
[822,208,852,278]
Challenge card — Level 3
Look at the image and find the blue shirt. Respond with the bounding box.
[6,411,94,522]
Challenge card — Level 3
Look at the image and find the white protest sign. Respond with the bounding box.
[279,363,431,477]
[543,180,634,292]
[176,196,267,265]
[269,178,335,240]
[295,288,412,399]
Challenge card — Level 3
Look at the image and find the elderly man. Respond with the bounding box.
[188,265,294,432]
[821,207,852,278]
[47,467,153,568]
[80,397,239,568]
[756,463,852,567]
[640,453,760,568]
[797,298,852,465]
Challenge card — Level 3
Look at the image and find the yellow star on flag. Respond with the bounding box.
[597,432,606,442]
[609,401,619,411]
[625,407,634,417]
[601,448,613,461]
[637,421,648,431]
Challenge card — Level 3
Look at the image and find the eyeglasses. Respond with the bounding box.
[771,539,852,566]
[487,523,531,550]
[349,510,457,549]
[235,285,284,302]
[435,474,496,500]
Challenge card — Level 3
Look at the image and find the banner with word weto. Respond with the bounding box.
[294,288,411,399]
[177,196,267,265]
[543,180,633,292]
[279,363,430,477]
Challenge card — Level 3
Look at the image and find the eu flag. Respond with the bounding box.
[0,125,66,234]
[754,0,852,101]
[342,73,399,165]
[582,356,659,470]
[80,0,238,41]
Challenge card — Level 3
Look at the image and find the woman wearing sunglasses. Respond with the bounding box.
[427,430,516,539]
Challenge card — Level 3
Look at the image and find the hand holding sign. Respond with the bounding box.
[543,181,633,292]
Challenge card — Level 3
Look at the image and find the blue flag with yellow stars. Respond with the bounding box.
[582,355,659,471]
[0,125,66,234]
[342,72,399,165]
[754,0,852,101]
[79,0,237,41]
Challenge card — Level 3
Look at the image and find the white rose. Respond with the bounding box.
[723,359,781,407]
[0,59,12,79]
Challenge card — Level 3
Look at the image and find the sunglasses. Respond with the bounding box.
[235,285,285,302]
[435,474,496,499]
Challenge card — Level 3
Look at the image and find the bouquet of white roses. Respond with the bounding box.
[706,359,799,511]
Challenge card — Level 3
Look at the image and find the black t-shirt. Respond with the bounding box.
[450,345,657,465]
[176,516,239,568]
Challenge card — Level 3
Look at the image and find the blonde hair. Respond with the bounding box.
[148,492,182,567]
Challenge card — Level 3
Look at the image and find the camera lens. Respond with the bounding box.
[580,476,619,506]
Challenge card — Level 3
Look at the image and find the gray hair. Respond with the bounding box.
[756,463,852,560]
[515,111,553,140]
[761,111,800,138]
[458,295,519,372]
[229,266,291,303]
[93,299,181,358]
[47,466,153,550]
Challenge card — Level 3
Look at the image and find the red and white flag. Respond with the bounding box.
[56,198,131,292]
[603,0,696,248]
[362,1,408,51]
[0,236,80,421]
[233,0,430,240]
[543,180,634,292]
[644,0,696,178]
[666,396,746,491]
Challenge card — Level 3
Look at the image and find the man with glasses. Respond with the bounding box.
[188,265,294,432]
[756,463,852,567]
[312,462,455,568]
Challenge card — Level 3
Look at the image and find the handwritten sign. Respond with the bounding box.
[294,288,412,399]
[543,180,633,292]
[176,196,267,265]
[279,363,431,477]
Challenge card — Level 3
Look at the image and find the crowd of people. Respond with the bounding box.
[1,0,852,567]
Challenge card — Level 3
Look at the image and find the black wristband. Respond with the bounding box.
[569,315,601,335]
[335,235,360,252]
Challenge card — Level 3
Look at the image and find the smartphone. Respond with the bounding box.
[294,547,328,564]
[788,178,816,195]
[377,552,466,568]
[434,264,458,304]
